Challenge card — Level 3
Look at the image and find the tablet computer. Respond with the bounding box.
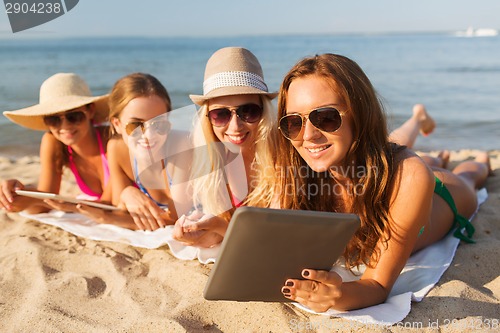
[203,206,360,302]
[15,190,120,211]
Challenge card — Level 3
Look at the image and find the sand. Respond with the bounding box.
[0,150,499,333]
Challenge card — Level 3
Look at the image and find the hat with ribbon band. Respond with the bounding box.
[190,47,277,105]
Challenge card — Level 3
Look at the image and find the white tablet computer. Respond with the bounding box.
[15,190,120,211]
[203,206,360,302]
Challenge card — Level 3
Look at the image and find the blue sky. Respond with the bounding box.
[1,0,499,38]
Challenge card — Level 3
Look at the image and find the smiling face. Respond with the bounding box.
[112,95,169,159]
[46,105,95,146]
[207,94,262,155]
[285,75,354,173]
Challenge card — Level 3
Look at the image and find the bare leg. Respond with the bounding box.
[420,150,450,168]
[389,104,436,149]
[413,152,491,251]
[452,152,491,190]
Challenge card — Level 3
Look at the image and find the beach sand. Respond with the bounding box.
[0,150,499,333]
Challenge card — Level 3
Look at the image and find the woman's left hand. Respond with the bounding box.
[44,199,80,213]
[181,212,228,237]
[173,211,224,248]
[75,203,108,221]
[281,269,343,313]
[119,186,168,230]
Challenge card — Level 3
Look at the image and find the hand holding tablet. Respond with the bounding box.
[203,206,360,302]
[15,190,120,211]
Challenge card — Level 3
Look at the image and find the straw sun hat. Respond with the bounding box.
[189,47,277,105]
[3,73,109,131]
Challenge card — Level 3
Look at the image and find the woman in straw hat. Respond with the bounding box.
[77,73,192,231]
[0,73,112,213]
[272,53,491,311]
[172,46,279,247]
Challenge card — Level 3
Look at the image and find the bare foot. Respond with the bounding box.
[474,152,494,176]
[413,104,435,136]
[437,150,450,169]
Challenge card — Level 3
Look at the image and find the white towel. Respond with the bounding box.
[19,210,220,264]
[293,188,488,325]
[20,189,487,325]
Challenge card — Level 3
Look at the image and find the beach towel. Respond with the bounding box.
[19,188,487,325]
[19,210,220,264]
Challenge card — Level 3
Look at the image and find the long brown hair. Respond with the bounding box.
[276,54,403,268]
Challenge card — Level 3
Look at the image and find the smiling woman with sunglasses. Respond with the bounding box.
[266,53,492,312]
[78,72,192,231]
[1,73,112,214]
[172,47,279,248]
[278,106,344,140]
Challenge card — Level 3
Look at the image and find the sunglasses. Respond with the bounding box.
[125,118,171,136]
[278,107,343,140]
[43,110,87,127]
[207,103,263,127]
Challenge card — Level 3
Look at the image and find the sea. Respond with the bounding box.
[1,32,499,158]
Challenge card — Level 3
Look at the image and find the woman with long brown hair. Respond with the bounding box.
[274,54,491,311]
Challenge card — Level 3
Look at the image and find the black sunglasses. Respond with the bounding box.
[207,103,263,127]
[278,107,343,140]
[125,118,171,136]
[43,110,87,127]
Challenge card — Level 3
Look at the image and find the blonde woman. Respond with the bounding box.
[79,73,192,231]
[173,47,278,247]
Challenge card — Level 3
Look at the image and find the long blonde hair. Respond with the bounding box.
[191,96,278,218]
[108,73,172,134]
[276,54,403,269]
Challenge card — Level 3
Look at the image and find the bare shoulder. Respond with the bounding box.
[392,148,435,198]
[40,132,63,155]
[396,148,433,178]
[107,136,128,155]
[41,131,58,146]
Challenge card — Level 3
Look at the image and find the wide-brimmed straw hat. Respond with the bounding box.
[3,73,109,131]
[190,47,277,105]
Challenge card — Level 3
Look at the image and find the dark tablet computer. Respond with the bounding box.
[203,206,360,302]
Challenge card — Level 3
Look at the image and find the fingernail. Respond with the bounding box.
[286,281,294,287]
[282,288,290,293]
[302,270,310,277]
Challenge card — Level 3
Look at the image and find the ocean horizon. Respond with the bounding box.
[1,32,499,158]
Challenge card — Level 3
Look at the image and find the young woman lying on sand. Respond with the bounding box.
[172,47,279,247]
[77,73,192,230]
[271,53,491,311]
[0,73,111,213]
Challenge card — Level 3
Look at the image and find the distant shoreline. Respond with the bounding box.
[2,30,499,41]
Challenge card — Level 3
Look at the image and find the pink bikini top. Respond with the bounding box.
[67,128,110,200]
